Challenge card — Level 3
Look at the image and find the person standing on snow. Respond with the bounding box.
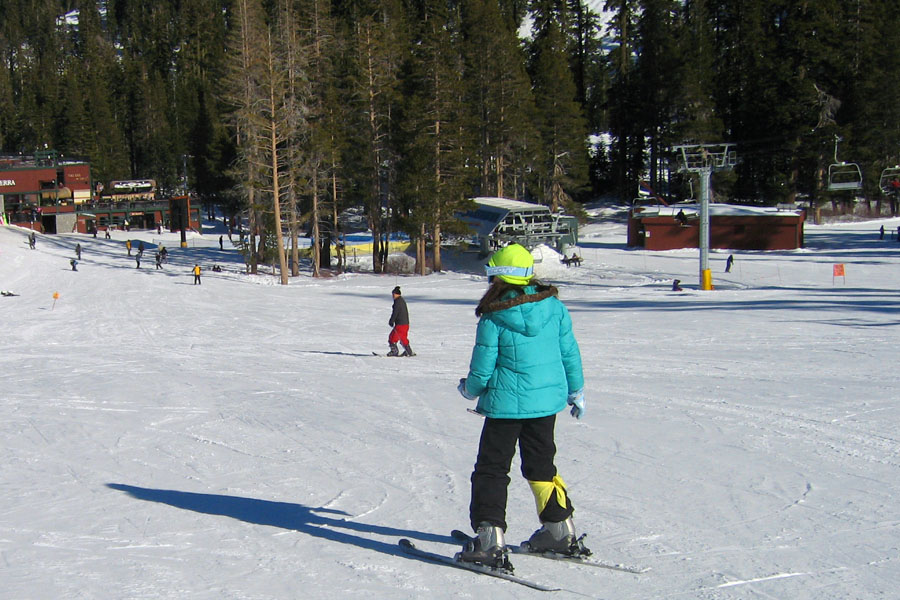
[456,243,586,569]
[387,286,415,356]
[192,264,202,285]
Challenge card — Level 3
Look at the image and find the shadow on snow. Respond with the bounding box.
[106,483,454,560]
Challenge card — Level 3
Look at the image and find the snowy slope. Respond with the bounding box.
[1,212,899,599]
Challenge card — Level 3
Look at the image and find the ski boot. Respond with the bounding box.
[387,342,400,357]
[522,517,591,556]
[456,522,512,570]
[401,343,416,357]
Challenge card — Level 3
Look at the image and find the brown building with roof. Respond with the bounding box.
[628,203,805,251]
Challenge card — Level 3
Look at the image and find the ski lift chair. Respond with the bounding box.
[827,162,863,191]
[878,166,900,194]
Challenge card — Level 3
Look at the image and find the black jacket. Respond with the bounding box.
[389,296,409,327]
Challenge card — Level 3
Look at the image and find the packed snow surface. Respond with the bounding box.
[2,210,899,599]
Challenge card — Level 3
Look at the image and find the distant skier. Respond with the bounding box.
[193,264,202,285]
[135,255,141,269]
[75,243,82,260]
[70,259,78,271]
[725,254,734,273]
[880,225,885,240]
[28,232,35,249]
[672,279,683,291]
[155,252,163,270]
[456,243,585,569]
[219,235,223,250]
[387,286,414,356]
[126,240,132,256]
[137,241,145,258]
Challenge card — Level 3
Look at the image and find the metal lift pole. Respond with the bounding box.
[698,165,712,290]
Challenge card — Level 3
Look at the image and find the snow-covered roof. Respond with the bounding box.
[469,197,551,213]
[459,198,553,237]
[635,202,803,217]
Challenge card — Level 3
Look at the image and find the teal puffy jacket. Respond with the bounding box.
[465,285,584,419]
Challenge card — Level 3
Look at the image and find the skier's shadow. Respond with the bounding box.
[107,483,452,558]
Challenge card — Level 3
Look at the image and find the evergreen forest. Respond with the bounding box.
[1,1,899,276]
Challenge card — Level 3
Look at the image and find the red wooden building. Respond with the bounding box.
[628,203,805,251]
[0,153,92,231]
[1,154,200,234]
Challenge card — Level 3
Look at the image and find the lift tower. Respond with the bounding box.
[672,144,737,290]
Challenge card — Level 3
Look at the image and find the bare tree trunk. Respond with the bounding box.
[417,223,426,275]
[432,220,442,272]
[331,169,343,272]
[249,195,258,274]
[289,185,299,277]
[266,33,289,285]
[312,168,321,277]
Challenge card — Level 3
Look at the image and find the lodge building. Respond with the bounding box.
[0,152,200,234]
[628,202,805,251]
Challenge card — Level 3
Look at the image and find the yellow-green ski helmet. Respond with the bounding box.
[485,243,535,285]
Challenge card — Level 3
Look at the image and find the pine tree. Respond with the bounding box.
[634,0,683,197]
[605,0,642,198]
[343,3,407,273]
[175,0,231,215]
[397,0,470,274]
[67,0,129,182]
[845,0,900,211]
[461,0,538,200]
[674,0,722,145]
[299,0,345,276]
[529,4,590,211]
[224,0,267,274]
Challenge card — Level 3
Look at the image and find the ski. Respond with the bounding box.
[451,530,649,574]
[398,539,559,592]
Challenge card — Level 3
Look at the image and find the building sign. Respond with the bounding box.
[0,179,16,186]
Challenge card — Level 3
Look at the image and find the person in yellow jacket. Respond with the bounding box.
[192,264,202,285]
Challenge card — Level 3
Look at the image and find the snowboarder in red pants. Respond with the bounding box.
[387,286,415,356]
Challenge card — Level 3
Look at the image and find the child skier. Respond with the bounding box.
[387,286,415,356]
[456,243,586,568]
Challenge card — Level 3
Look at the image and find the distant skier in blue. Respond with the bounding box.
[456,243,586,569]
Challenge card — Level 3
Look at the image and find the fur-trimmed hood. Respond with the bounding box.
[478,284,559,314]
[480,285,560,338]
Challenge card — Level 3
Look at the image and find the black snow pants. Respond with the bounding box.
[469,414,573,532]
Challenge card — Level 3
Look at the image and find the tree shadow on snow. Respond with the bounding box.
[106,483,453,559]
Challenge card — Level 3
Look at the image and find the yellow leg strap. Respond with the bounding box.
[528,475,568,516]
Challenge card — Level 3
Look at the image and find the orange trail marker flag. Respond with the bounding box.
[52,291,60,310]
[833,264,845,284]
